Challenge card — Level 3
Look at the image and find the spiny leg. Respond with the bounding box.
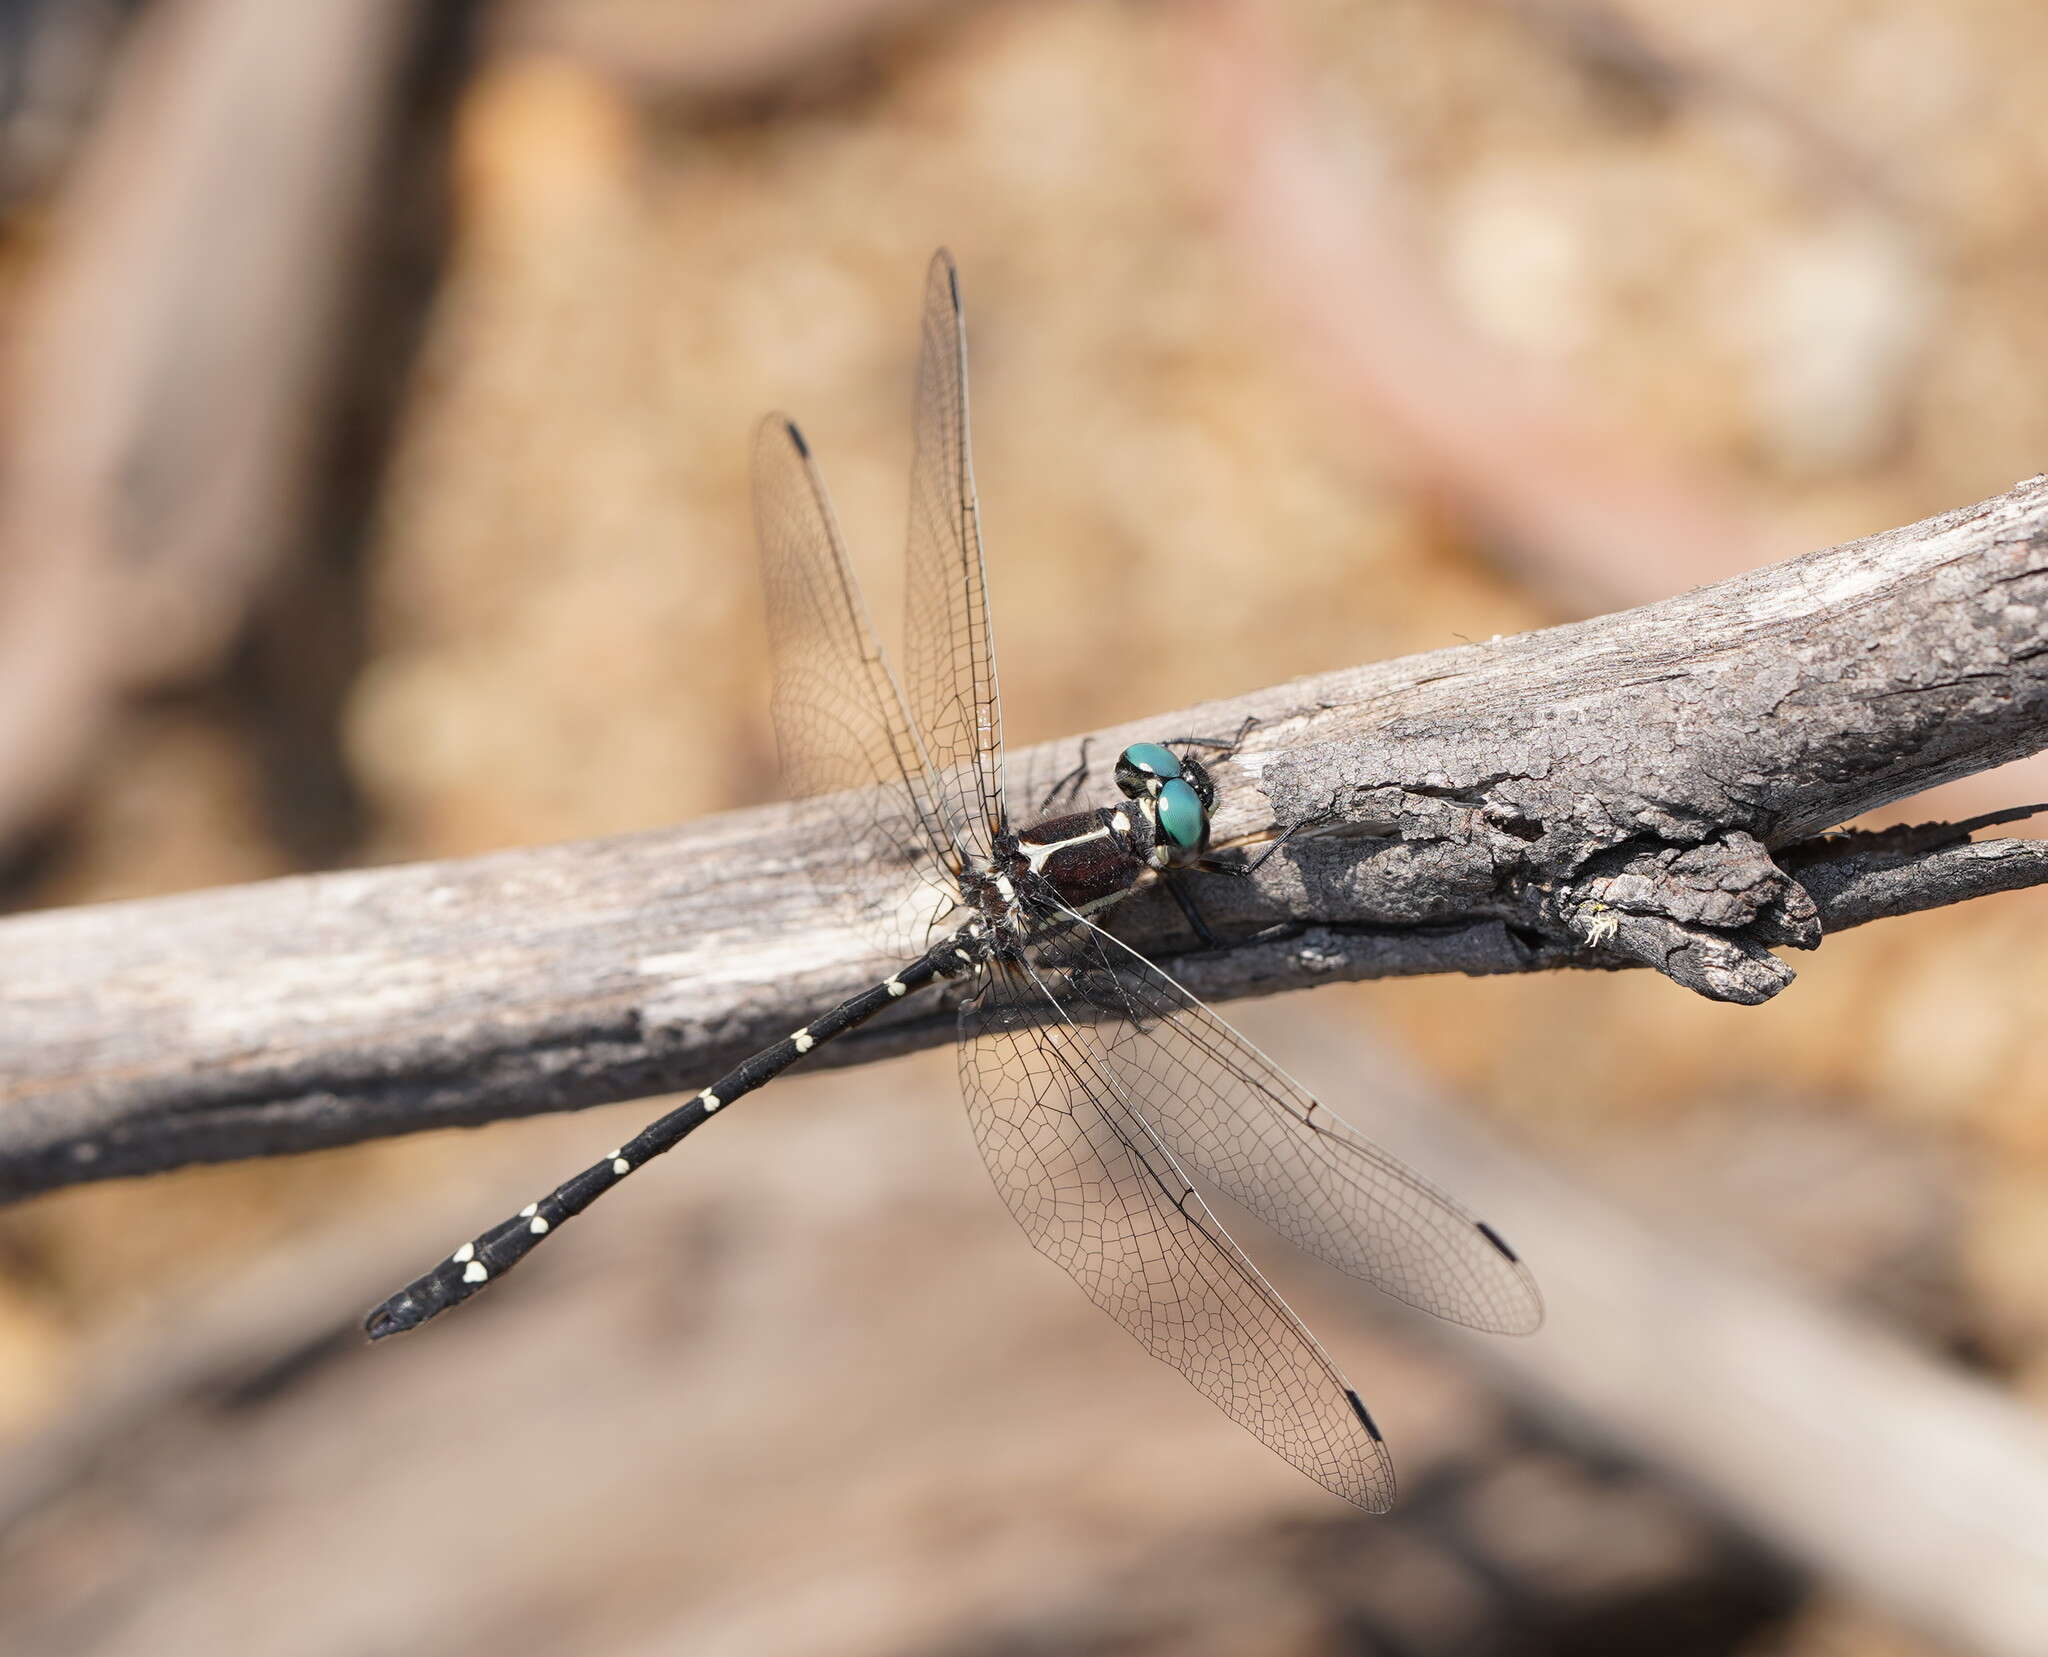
[1037,736,1096,814]
[1166,806,1342,953]
[1199,803,1339,880]
[1041,719,1259,820]
[1042,718,1260,816]
[1161,872,1223,950]
[1165,714,1261,761]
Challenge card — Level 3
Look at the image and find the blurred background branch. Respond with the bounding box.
[1188,0,2048,827]
[5,1007,2045,1656]
[1309,1017,2048,1657]
[0,0,451,862]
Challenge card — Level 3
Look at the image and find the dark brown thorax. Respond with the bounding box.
[1012,806,1156,913]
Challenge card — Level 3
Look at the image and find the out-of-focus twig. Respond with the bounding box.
[495,0,965,106]
[0,0,131,209]
[0,1066,1794,1654]
[1178,0,2048,827]
[0,0,420,852]
[1297,1013,2048,1657]
[0,1188,472,1541]
[1482,0,1905,210]
[1180,0,1788,616]
[7,995,2035,1656]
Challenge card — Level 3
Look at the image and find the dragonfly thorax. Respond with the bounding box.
[997,807,1151,917]
[996,746,1205,921]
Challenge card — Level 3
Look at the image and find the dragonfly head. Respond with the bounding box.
[1116,743,1214,861]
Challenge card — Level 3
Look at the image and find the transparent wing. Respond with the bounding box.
[754,415,962,964]
[903,248,1006,861]
[960,955,1396,1511]
[1032,909,1543,1336]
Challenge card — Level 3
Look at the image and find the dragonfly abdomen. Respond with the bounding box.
[363,936,957,1339]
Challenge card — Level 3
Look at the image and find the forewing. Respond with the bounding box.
[903,249,1005,861]
[960,957,1396,1511]
[1036,912,1543,1336]
[754,415,961,964]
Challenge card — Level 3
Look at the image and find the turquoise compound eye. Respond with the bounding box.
[1156,777,1208,852]
[1121,742,1181,780]
[1116,741,1186,801]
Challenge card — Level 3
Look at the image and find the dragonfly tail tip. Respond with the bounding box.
[363,1292,427,1341]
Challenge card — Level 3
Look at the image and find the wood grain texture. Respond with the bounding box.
[5,476,2048,1195]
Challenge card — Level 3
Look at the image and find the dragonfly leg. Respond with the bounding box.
[1037,736,1097,813]
[1163,871,1223,950]
[1044,719,1256,818]
[1161,870,1311,954]
[1200,803,1338,879]
[1165,714,1260,761]
[1159,804,1343,952]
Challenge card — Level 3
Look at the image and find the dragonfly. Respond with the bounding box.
[366,250,1541,1510]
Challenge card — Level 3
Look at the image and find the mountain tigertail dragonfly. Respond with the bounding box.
[366,250,1541,1510]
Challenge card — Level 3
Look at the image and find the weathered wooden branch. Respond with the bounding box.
[4,477,2048,1195]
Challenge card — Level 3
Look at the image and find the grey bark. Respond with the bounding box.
[5,476,2048,1195]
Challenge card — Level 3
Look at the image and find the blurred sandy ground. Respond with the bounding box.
[2,1,2047,1653]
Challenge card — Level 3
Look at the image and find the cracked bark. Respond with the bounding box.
[5,476,2048,1196]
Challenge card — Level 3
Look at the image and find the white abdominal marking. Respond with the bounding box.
[1020,823,1114,872]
